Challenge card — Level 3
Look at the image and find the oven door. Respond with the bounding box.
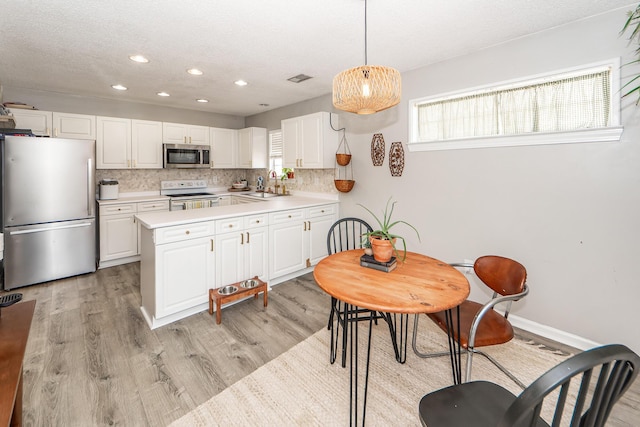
[170,197,220,211]
[163,144,210,168]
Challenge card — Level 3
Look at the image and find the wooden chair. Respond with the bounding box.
[325,217,381,367]
[418,344,640,427]
[412,255,529,387]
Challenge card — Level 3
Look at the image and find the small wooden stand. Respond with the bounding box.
[208,276,268,325]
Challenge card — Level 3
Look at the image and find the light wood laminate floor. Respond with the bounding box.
[6,263,639,426]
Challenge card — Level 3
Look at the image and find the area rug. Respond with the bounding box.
[170,319,571,426]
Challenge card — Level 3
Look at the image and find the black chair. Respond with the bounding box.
[413,255,529,387]
[418,344,640,427]
[326,217,382,367]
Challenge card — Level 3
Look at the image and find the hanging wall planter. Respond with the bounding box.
[336,131,352,166]
[389,141,405,177]
[371,133,385,166]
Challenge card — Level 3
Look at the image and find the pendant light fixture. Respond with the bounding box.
[332,0,401,115]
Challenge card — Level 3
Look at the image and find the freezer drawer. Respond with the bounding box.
[3,219,96,289]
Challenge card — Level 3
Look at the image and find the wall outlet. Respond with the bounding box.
[463,259,474,274]
[314,177,320,185]
[211,176,218,184]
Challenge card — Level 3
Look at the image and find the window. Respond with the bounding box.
[269,129,283,176]
[408,59,623,152]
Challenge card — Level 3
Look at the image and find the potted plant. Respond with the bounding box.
[282,168,295,179]
[359,197,421,262]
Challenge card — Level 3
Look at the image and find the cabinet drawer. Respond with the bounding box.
[269,209,304,224]
[99,203,136,216]
[137,200,170,212]
[245,213,268,229]
[155,221,215,244]
[216,217,244,234]
[307,204,337,218]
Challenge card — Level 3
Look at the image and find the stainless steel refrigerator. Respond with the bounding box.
[1,136,96,289]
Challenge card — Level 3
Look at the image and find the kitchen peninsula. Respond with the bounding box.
[135,195,338,329]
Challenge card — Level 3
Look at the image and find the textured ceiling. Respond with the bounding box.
[0,1,634,117]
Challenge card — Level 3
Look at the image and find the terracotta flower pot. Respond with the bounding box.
[369,236,396,263]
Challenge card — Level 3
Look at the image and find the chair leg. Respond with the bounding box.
[327,297,336,330]
[466,348,526,389]
[411,314,451,359]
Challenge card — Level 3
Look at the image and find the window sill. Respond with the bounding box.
[407,126,624,152]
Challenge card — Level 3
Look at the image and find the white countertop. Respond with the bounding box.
[97,195,169,205]
[135,195,339,229]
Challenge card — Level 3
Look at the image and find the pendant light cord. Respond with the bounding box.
[364,0,368,65]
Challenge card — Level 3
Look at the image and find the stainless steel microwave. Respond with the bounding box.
[163,144,210,168]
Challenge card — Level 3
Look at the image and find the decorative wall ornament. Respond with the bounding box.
[371,133,385,166]
[389,142,405,177]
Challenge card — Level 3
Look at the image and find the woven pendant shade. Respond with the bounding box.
[333,65,401,114]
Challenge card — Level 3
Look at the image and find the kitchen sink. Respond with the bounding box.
[245,192,281,198]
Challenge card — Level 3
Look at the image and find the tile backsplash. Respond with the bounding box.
[96,168,337,194]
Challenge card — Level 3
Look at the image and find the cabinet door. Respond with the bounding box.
[99,212,138,261]
[269,211,307,278]
[245,226,268,281]
[300,113,323,168]
[10,109,53,136]
[53,112,96,139]
[210,127,237,168]
[156,236,215,317]
[308,214,337,266]
[281,118,299,169]
[187,125,210,145]
[132,120,163,168]
[162,122,188,144]
[97,116,131,169]
[215,231,245,286]
[237,128,253,168]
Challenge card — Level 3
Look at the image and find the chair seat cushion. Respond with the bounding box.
[427,300,514,348]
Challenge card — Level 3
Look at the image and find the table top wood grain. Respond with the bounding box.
[314,250,470,314]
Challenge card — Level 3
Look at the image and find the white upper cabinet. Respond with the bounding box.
[162,122,210,145]
[210,127,238,169]
[281,112,339,169]
[132,120,163,168]
[11,109,96,139]
[237,127,267,169]
[97,117,162,169]
[96,116,131,169]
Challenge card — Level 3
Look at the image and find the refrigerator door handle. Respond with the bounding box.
[9,222,94,235]
[87,158,94,216]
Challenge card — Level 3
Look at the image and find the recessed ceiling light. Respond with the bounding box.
[196,99,209,103]
[157,92,170,97]
[129,54,149,63]
[111,84,127,91]
[187,68,204,76]
[234,80,248,86]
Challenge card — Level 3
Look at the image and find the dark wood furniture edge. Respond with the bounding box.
[0,299,36,427]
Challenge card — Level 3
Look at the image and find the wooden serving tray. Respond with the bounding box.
[227,187,251,192]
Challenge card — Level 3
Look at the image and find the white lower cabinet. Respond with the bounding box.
[98,199,169,268]
[268,203,337,280]
[215,214,268,286]
[155,235,215,318]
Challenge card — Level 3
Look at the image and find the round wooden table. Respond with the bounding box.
[314,250,470,426]
[314,250,469,314]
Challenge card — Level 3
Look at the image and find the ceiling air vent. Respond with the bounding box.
[287,74,313,83]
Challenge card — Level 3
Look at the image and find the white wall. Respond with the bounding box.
[248,8,640,354]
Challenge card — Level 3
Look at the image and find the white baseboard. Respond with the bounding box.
[508,313,601,351]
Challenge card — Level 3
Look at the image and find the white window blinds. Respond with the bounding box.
[416,68,611,142]
[269,130,283,158]
[408,60,623,151]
